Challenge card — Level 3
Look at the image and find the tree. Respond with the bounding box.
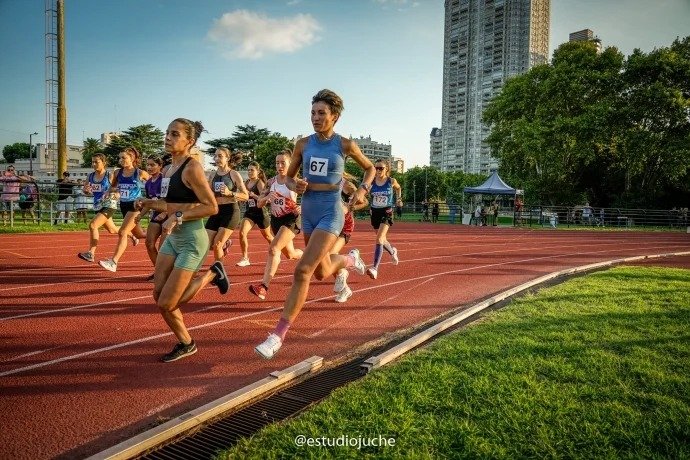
[2,142,31,163]
[206,125,273,169]
[484,36,690,207]
[81,137,102,167]
[253,134,294,177]
[103,124,164,166]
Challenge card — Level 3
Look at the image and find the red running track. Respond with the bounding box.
[1,224,689,459]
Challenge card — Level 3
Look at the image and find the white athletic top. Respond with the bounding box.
[269,178,298,217]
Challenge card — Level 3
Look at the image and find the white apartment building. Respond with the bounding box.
[441,0,550,174]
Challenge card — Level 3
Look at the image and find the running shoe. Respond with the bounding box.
[236,258,251,267]
[99,258,117,272]
[209,261,230,294]
[161,340,197,363]
[292,248,304,260]
[335,285,353,303]
[391,247,399,265]
[348,248,366,275]
[249,284,267,300]
[78,251,94,263]
[333,268,349,292]
[222,239,233,258]
[366,267,378,280]
[130,235,139,247]
[255,333,282,360]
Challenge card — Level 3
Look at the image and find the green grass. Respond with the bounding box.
[218,266,690,459]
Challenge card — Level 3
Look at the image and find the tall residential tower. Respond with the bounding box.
[440,0,549,174]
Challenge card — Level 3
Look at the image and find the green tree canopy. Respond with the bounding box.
[103,124,164,167]
[2,142,31,164]
[484,36,690,207]
[81,137,102,167]
[206,125,273,169]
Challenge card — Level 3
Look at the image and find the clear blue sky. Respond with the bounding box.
[1,0,688,168]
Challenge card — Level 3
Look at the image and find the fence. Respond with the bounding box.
[1,180,688,232]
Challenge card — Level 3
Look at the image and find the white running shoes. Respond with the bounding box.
[348,249,366,275]
[335,285,353,303]
[255,333,283,360]
[236,258,251,267]
[333,268,349,293]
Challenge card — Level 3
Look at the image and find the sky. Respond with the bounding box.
[0,0,688,169]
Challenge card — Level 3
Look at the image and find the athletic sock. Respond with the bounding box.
[275,317,291,341]
[383,242,394,255]
[373,244,383,269]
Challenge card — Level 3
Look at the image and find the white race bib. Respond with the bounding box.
[160,178,170,198]
[91,184,102,192]
[373,194,388,207]
[308,157,328,177]
[213,181,223,192]
[248,198,257,207]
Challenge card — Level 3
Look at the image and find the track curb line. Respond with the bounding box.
[361,250,690,373]
[87,356,323,460]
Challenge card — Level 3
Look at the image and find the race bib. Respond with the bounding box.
[213,181,223,192]
[91,184,102,192]
[373,194,388,207]
[308,157,328,177]
[274,197,285,207]
[119,189,130,199]
[160,178,170,198]
[248,198,257,208]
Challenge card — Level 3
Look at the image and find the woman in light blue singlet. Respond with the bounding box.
[254,89,376,360]
[97,147,149,272]
[77,153,120,263]
[365,158,403,280]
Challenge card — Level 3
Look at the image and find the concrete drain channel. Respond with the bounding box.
[137,359,366,460]
[90,252,688,460]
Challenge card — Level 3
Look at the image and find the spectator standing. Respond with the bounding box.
[492,201,499,226]
[55,171,75,224]
[431,201,439,223]
[582,202,593,226]
[1,165,23,224]
[18,180,38,223]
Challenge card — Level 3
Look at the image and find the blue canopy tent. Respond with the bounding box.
[462,171,520,224]
[463,170,516,195]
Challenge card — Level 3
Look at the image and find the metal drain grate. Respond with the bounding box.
[137,360,365,460]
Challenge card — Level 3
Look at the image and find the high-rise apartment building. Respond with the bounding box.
[441,0,550,174]
[429,127,443,169]
[569,28,601,53]
[351,135,393,165]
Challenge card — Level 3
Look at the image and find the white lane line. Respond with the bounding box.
[1,239,687,320]
[308,277,436,338]
[0,307,281,378]
[0,295,151,321]
[2,245,688,377]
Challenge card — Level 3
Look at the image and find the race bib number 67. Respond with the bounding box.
[309,157,328,177]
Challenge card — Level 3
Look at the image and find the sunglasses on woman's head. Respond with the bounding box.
[375,167,385,171]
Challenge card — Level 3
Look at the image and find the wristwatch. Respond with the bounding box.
[360,182,371,192]
[175,211,183,225]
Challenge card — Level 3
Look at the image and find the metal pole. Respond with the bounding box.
[29,132,38,174]
[57,0,67,177]
[413,181,416,213]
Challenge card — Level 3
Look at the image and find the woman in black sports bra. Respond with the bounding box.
[135,118,229,363]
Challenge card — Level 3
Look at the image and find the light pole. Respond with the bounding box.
[424,167,428,202]
[413,180,416,213]
[29,132,38,175]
